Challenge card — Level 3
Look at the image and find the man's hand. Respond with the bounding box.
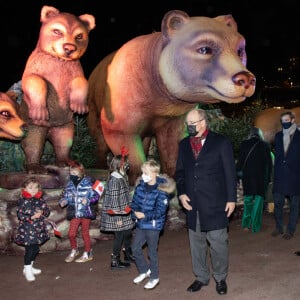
[225,202,236,217]
[179,194,192,211]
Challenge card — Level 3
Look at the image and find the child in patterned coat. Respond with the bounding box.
[15,177,50,282]
[100,151,135,269]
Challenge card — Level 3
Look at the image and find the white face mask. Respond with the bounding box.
[142,174,152,183]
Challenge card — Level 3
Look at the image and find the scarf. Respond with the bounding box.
[282,123,297,154]
[190,129,209,158]
[22,190,43,199]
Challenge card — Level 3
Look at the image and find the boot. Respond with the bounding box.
[31,261,42,275]
[23,261,42,275]
[111,254,130,270]
[123,247,135,263]
[23,265,35,282]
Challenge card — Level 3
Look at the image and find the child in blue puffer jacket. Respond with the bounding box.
[59,161,100,263]
[130,159,176,290]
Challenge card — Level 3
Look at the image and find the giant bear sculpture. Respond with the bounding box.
[87,10,256,184]
[20,6,95,174]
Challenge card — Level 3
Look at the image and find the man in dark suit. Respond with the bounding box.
[272,111,300,240]
[175,108,236,295]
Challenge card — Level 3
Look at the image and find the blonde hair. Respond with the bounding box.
[141,159,160,174]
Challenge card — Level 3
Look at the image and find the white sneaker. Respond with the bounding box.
[65,249,80,263]
[23,262,41,275]
[144,278,160,290]
[31,266,41,275]
[133,269,151,284]
[75,251,93,263]
[23,265,35,282]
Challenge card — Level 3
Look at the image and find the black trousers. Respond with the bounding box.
[113,229,132,256]
[24,244,39,265]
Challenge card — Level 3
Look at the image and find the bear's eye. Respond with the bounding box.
[0,111,12,119]
[76,34,83,41]
[53,29,63,37]
[197,46,213,55]
[237,47,244,59]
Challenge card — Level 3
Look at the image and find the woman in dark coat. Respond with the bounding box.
[236,127,273,233]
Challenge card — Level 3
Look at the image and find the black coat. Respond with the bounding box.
[273,128,300,196]
[175,130,237,231]
[15,194,50,246]
[236,137,273,197]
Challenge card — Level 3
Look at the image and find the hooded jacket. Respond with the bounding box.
[130,175,176,231]
[60,176,99,220]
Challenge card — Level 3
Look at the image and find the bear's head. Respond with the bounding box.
[159,10,256,104]
[37,5,96,61]
[0,91,26,140]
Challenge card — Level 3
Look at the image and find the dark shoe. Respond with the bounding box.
[294,251,300,256]
[187,280,208,292]
[271,229,283,237]
[282,233,293,240]
[111,254,130,270]
[216,280,227,295]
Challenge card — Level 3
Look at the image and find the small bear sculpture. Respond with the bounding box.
[20,5,95,173]
[0,91,26,140]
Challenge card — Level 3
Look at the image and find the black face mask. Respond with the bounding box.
[70,175,81,185]
[187,125,198,137]
[281,121,292,129]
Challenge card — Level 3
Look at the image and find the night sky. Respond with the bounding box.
[2,0,300,96]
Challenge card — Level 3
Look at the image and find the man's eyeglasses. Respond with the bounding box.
[185,119,204,126]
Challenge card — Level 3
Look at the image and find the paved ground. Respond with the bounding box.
[1,212,300,300]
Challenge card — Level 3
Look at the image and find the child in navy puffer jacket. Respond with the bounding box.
[130,159,175,290]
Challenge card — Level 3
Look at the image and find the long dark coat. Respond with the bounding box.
[175,130,237,232]
[236,137,273,196]
[273,128,300,196]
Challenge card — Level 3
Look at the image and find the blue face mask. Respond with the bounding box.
[282,122,292,129]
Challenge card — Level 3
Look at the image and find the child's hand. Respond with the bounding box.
[32,210,42,220]
[116,220,123,226]
[82,198,87,205]
[60,199,67,207]
[134,211,145,219]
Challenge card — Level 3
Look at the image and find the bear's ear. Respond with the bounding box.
[5,90,17,102]
[79,14,96,32]
[40,5,60,23]
[214,15,238,32]
[161,10,189,41]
